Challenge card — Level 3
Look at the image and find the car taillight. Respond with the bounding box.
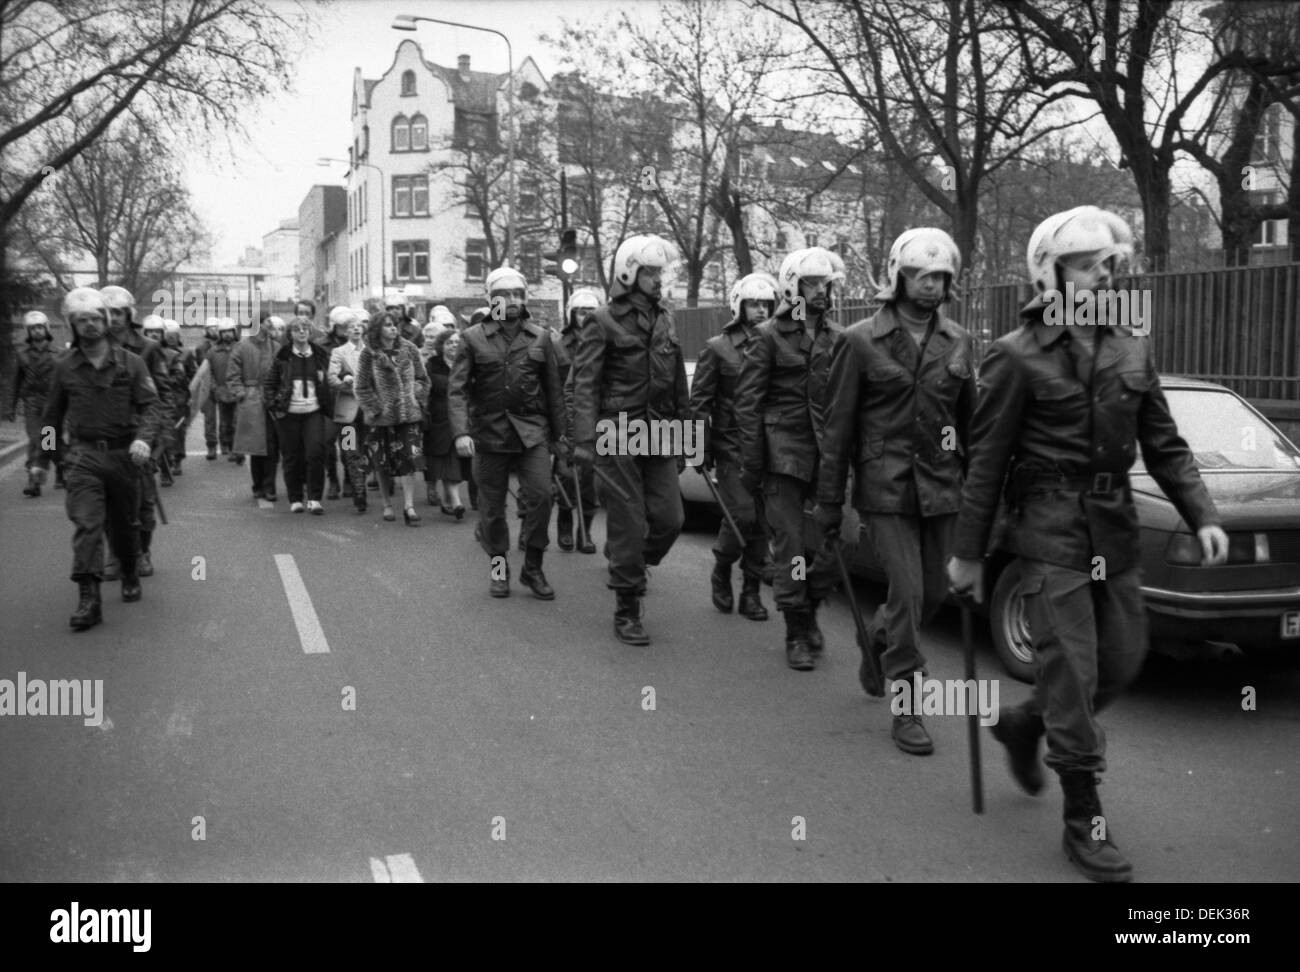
[1165,531,1269,565]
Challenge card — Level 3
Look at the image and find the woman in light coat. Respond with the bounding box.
[354,310,430,525]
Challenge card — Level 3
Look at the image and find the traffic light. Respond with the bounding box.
[544,229,580,282]
[559,229,578,279]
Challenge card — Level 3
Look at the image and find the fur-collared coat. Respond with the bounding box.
[355,338,429,427]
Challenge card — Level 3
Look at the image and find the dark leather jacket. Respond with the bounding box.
[818,305,975,515]
[733,309,844,483]
[689,316,760,466]
[448,317,565,452]
[570,278,689,449]
[953,300,1221,572]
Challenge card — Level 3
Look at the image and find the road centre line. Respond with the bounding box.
[273,553,329,654]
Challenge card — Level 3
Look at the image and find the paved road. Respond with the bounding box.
[0,424,1297,882]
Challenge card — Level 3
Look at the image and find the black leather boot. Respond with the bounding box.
[577,512,597,554]
[489,560,511,598]
[120,557,142,602]
[784,610,814,671]
[892,713,935,755]
[711,556,734,613]
[557,508,574,551]
[520,548,555,600]
[737,575,768,621]
[990,705,1046,795]
[69,579,102,631]
[54,465,66,489]
[22,470,40,497]
[1060,771,1133,883]
[614,591,649,645]
[137,532,154,577]
[806,598,825,652]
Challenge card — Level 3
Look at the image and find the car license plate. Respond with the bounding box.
[1283,611,1300,639]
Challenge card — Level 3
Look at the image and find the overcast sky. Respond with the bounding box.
[189,0,634,265]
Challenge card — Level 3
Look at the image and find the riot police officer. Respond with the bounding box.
[8,311,64,496]
[100,285,170,578]
[733,248,849,670]
[571,236,690,645]
[691,272,777,622]
[947,207,1228,881]
[449,267,566,599]
[817,228,975,754]
[553,287,602,554]
[35,288,166,630]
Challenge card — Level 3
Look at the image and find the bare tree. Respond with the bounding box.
[15,116,213,297]
[757,0,1075,274]
[997,0,1299,269]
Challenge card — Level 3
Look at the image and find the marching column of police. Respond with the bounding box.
[16,206,1233,883]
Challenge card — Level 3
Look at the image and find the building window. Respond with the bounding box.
[362,124,370,159]
[805,232,818,247]
[392,115,410,152]
[465,239,487,281]
[1249,190,1285,247]
[392,175,429,217]
[518,241,542,283]
[1252,106,1282,164]
[410,114,428,151]
[393,241,429,281]
[401,70,416,96]
[775,230,788,250]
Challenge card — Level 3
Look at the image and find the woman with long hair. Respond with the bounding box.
[425,326,467,518]
[354,310,430,525]
[262,315,335,514]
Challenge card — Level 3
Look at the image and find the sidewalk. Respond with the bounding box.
[0,418,28,462]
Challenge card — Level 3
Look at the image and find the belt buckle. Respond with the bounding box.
[1091,472,1113,494]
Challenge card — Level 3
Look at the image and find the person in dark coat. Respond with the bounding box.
[424,326,466,517]
[948,206,1228,882]
[7,311,64,495]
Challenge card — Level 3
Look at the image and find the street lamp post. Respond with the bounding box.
[317,157,385,302]
[393,13,515,268]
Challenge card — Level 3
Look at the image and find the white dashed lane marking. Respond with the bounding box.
[370,854,423,883]
[273,553,329,654]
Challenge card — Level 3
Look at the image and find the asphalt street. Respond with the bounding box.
[0,424,1297,882]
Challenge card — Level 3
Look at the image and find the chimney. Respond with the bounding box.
[458,54,471,78]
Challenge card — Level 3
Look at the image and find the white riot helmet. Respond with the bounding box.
[776,247,846,305]
[163,319,182,344]
[141,314,165,337]
[1027,206,1134,294]
[611,235,679,287]
[430,305,457,328]
[218,316,239,338]
[729,272,779,320]
[877,228,961,302]
[328,305,356,328]
[484,266,527,297]
[99,285,136,321]
[566,287,602,323]
[23,310,50,335]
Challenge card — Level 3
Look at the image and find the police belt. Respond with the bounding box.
[72,435,136,452]
[1020,469,1129,496]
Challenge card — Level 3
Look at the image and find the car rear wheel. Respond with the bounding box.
[990,559,1036,684]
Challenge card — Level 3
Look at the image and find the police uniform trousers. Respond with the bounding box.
[474,443,552,556]
[712,460,767,581]
[598,453,683,593]
[202,396,218,447]
[1015,558,1148,775]
[24,402,61,470]
[764,472,843,611]
[65,443,141,580]
[862,512,955,679]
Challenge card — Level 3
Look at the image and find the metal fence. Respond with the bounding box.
[672,263,1300,403]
